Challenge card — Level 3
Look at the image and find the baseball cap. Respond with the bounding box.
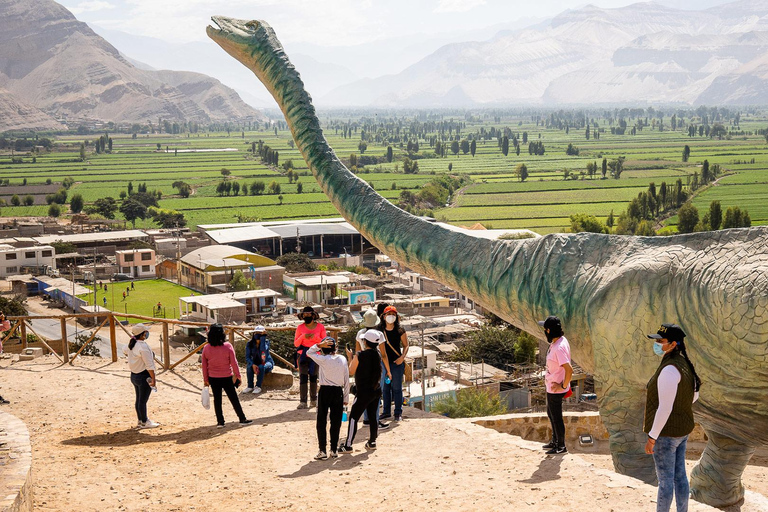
[131,323,149,336]
[363,329,384,344]
[647,323,686,342]
[382,305,398,316]
[253,325,266,333]
[537,316,562,332]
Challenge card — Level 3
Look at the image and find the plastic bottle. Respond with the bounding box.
[342,407,348,422]
[147,377,157,393]
[385,376,391,385]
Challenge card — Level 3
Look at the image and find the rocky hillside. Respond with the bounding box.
[0,0,263,131]
[320,0,768,106]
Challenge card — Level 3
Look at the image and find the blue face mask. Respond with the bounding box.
[653,342,665,356]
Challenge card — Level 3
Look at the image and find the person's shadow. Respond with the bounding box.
[517,455,564,483]
[61,421,256,447]
[279,450,372,479]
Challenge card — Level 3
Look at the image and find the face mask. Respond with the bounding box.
[385,315,396,324]
[303,316,313,324]
[545,331,561,343]
[653,342,665,356]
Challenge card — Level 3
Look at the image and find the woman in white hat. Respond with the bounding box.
[123,324,159,429]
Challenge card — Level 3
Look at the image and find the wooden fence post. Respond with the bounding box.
[109,314,117,362]
[20,321,27,348]
[162,322,170,370]
[60,317,69,361]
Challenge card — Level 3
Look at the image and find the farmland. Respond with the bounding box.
[2,109,768,234]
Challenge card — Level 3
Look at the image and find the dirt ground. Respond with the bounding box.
[2,355,766,512]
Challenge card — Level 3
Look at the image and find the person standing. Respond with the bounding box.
[0,312,11,405]
[644,323,702,512]
[123,324,159,429]
[243,325,274,394]
[294,306,326,409]
[539,315,572,454]
[202,323,251,428]
[355,308,391,429]
[378,306,408,422]
[340,329,385,452]
[307,336,350,460]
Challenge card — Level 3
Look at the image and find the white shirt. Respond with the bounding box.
[306,344,351,403]
[649,365,700,439]
[124,339,156,374]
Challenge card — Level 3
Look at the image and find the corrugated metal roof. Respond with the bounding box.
[205,225,280,244]
[33,230,148,245]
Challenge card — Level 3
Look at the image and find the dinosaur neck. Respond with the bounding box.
[244,27,576,334]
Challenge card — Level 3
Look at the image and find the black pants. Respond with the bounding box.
[344,388,382,448]
[317,386,344,452]
[209,376,247,425]
[298,359,318,404]
[130,370,151,423]
[546,392,566,448]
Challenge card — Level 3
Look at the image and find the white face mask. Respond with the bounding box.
[385,315,396,324]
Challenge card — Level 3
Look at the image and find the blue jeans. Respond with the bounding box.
[247,362,274,388]
[653,435,689,512]
[130,370,151,423]
[382,361,405,417]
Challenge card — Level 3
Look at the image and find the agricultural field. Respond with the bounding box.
[1,110,767,234]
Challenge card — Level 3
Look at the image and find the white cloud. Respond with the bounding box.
[434,0,486,13]
[69,0,116,14]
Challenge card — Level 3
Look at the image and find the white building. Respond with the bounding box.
[0,245,55,277]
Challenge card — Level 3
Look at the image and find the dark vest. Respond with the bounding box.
[644,351,695,438]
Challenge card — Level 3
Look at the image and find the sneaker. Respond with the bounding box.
[297,402,309,409]
[365,441,377,450]
[542,441,556,450]
[0,398,10,405]
[330,450,338,458]
[546,446,568,455]
[252,387,262,394]
[242,387,254,393]
[338,445,354,454]
[394,415,403,422]
[136,421,145,428]
[217,423,225,429]
[379,413,392,420]
[310,401,317,408]
[239,419,253,425]
[141,419,160,429]
[314,451,328,460]
[378,421,390,430]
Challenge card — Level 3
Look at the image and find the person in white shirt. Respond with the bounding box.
[123,324,159,429]
[306,336,350,460]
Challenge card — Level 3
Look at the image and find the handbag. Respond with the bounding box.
[201,386,211,409]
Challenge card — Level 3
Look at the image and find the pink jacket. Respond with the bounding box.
[202,342,241,381]
[294,323,327,349]
[0,319,10,353]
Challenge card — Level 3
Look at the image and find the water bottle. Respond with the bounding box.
[342,407,348,422]
[385,376,391,385]
[147,377,157,393]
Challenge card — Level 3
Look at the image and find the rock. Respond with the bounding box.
[262,367,293,390]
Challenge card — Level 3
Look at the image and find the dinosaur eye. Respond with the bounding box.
[245,20,260,31]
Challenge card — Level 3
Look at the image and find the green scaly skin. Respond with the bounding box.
[207,17,768,507]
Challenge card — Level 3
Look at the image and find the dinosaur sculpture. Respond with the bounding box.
[207,17,768,507]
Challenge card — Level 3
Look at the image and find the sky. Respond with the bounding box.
[57,0,734,48]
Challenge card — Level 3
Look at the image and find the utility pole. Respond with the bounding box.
[421,320,426,410]
[175,222,181,285]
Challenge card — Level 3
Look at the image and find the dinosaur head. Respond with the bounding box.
[207,17,282,87]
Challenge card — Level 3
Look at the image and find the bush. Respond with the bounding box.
[432,387,507,418]
[450,325,517,369]
[0,296,27,316]
[69,333,101,357]
[276,252,317,272]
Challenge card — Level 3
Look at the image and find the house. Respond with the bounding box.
[178,289,281,323]
[0,244,55,277]
[178,245,283,293]
[282,272,350,303]
[115,248,156,278]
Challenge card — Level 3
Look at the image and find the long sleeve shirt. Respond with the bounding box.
[294,323,327,349]
[123,339,156,374]
[202,342,241,381]
[0,319,10,352]
[306,344,350,403]
[648,365,700,439]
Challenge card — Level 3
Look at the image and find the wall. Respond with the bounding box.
[0,412,33,512]
[474,412,708,444]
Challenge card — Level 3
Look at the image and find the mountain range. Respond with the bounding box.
[0,0,263,132]
[320,0,768,106]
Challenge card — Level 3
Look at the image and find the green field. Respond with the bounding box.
[2,110,768,234]
[79,279,196,323]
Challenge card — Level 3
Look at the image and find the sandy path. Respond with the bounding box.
[0,356,752,511]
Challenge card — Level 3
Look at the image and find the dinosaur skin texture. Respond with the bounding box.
[208,17,768,507]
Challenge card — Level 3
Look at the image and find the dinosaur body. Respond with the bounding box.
[207,17,768,507]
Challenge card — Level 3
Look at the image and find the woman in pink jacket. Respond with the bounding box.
[0,312,10,404]
[202,323,251,428]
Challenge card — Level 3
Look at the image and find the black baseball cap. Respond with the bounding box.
[538,316,562,332]
[647,323,686,342]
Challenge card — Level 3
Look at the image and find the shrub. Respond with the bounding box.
[69,333,101,357]
[432,387,507,418]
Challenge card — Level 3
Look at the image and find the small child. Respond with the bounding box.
[306,336,350,460]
